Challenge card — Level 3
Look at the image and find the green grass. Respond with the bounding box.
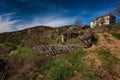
[96,47,120,77]
[97,47,118,69]
[68,49,100,80]
[103,34,113,43]
[0,44,30,58]
[47,63,73,80]
[35,49,101,80]
[111,32,120,39]
[111,23,120,30]
[35,56,74,80]
[93,34,99,45]
[9,45,30,57]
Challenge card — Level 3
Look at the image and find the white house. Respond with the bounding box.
[91,13,116,28]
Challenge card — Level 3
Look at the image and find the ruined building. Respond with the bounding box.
[61,31,79,43]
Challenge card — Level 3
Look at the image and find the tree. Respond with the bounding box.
[115,0,120,16]
[74,18,81,27]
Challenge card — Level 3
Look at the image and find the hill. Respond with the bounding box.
[0,26,58,55]
[0,24,120,80]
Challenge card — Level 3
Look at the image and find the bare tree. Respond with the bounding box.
[115,0,120,16]
[74,18,81,27]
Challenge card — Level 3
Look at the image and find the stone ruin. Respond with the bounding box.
[80,29,96,48]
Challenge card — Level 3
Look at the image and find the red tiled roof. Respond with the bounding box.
[91,13,112,22]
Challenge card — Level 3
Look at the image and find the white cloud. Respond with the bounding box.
[17,15,75,30]
[0,13,19,33]
[0,13,75,32]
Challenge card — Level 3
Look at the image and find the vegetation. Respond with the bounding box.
[115,0,120,16]
[0,24,120,80]
[103,34,113,43]
[34,49,101,80]
[97,47,115,68]
[74,18,82,27]
[111,32,120,39]
[96,47,120,78]
[9,45,30,57]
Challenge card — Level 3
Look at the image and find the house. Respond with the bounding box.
[61,31,79,42]
[91,13,116,28]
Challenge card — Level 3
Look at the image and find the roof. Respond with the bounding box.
[91,13,115,22]
[62,31,79,35]
[80,25,90,30]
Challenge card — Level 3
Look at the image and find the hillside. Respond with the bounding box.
[0,26,59,55]
[0,24,120,80]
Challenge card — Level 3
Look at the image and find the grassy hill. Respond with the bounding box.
[0,26,60,55]
[0,24,120,80]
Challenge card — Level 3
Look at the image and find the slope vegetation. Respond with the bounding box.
[0,24,120,80]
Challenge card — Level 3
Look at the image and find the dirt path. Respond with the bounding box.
[82,33,120,80]
[107,34,120,59]
[98,33,120,59]
[84,33,120,59]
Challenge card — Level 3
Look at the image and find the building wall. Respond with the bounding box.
[61,35,65,43]
[61,33,79,42]
[91,15,115,28]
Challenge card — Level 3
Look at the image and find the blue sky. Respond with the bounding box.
[0,0,118,32]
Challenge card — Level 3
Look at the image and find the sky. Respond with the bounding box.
[0,0,118,32]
